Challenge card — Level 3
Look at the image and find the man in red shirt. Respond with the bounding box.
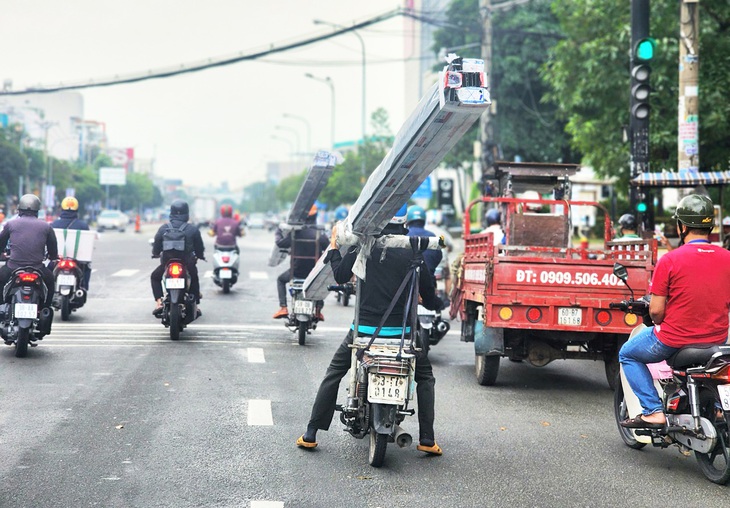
[619,194,730,428]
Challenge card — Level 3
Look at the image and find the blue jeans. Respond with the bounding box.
[618,326,678,415]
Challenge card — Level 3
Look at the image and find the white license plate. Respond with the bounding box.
[558,307,582,326]
[165,278,185,289]
[368,373,408,404]
[719,384,730,411]
[57,274,76,286]
[293,300,313,314]
[14,303,37,319]
[219,269,232,279]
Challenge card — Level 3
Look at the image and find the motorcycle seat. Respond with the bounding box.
[666,344,728,369]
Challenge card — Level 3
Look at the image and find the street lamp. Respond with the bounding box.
[282,113,312,158]
[305,73,335,150]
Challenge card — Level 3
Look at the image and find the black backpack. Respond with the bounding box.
[162,222,191,254]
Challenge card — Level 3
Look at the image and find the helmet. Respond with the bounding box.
[18,194,41,213]
[485,208,501,225]
[169,199,189,219]
[61,196,79,211]
[406,205,426,224]
[618,213,637,231]
[308,204,318,217]
[220,204,233,218]
[334,206,348,221]
[673,194,714,228]
[389,204,408,225]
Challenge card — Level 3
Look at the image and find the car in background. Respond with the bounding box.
[96,210,129,232]
[247,213,266,229]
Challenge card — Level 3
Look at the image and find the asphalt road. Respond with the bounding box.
[0,227,726,507]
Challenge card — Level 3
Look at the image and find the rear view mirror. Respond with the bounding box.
[613,263,628,282]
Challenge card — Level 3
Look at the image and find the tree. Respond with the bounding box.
[275,170,307,205]
[0,137,26,199]
[119,172,156,211]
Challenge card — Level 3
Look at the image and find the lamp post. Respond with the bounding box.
[305,73,335,150]
[283,113,312,158]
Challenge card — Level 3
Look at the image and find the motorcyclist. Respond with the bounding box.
[406,205,442,278]
[272,205,329,320]
[614,213,640,241]
[481,208,505,245]
[208,204,244,251]
[51,197,92,290]
[296,205,445,455]
[0,194,58,308]
[150,200,205,315]
[619,194,730,428]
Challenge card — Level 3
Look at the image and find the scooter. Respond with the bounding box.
[286,279,321,346]
[0,267,54,357]
[52,257,87,320]
[157,258,200,340]
[417,304,450,353]
[212,246,239,294]
[610,262,730,484]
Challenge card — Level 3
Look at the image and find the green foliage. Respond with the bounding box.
[0,138,27,198]
[241,181,278,213]
[119,172,157,211]
[275,170,307,205]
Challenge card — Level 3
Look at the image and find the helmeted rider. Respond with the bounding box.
[481,208,505,246]
[0,194,58,308]
[51,197,92,290]
[150,200,205,315]
[619,194,730,429]
[209,204,244,251]
[615,213,640,241]
[406,205,442,278]
[296,204,445,454]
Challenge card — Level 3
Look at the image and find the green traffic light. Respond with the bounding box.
[637,202,648,213]
[636,38,655,61]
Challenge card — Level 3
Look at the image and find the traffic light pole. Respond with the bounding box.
[630,0,651,229]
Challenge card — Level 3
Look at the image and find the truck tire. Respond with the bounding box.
[475,354,499,386]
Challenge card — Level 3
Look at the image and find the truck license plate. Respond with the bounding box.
[368,373,407,404]
[718,384,730,411]
[165,278,185,289]
[14,303,37,319]
[57,274,76,287]
[219,269,232,279]
[558,307,582,326]
[294,300,313,314]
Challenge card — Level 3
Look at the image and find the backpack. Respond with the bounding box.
[162,222,191,253]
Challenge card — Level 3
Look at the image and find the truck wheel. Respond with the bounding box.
[475,354,499,386]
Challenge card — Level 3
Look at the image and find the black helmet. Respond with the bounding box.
[485,208,501,225]
[673,194,714,229]
[169,200,189,221]
[18,194,41,214]
[618,213,637,231]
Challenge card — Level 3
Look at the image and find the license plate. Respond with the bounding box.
[558,307,582,326]
[368,373,408,404]
[165,278,185,289]
[219,269,232,279]
[57,274,76,286]
[14,303,37,319]
[719,384,730,411]
[293,300,313,314]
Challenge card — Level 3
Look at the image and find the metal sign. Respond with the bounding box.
[99,167,126,186]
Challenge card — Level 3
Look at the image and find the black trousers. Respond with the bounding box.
[307,331,436,442]
[150,261,200,301]
[276,269,291,307]
[0,264,55,307]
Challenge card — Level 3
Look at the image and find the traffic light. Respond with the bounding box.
[630,38,655,121]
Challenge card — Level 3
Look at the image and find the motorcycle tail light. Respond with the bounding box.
[58,259,76,269]
[18,272,38,282]
[168,263,184,277]
[526,307,542,323]
[595,310,612,326]
[709,364,730,382]
[222,256,230,263]
[666,395,681,412]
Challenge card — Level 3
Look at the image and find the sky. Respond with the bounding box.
[1,0,419,190]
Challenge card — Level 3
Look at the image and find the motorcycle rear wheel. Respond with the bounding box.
[342,291,350,307]
[368,429,388,468]
[695,389,730,484]
[169,304,181,341]
[61,295,71,321]
[297,323,307,346]
[15,327,30,358]
[613,378,646,449]
[222,279,230,294]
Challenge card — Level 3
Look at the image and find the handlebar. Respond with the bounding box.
[609,298,650,315]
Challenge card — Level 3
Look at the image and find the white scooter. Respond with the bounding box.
[212,247,239,294]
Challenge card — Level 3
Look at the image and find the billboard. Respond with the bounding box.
[99,167,126,186]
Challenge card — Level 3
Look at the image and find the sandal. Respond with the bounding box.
[296,435,317,449]
[417,442,443,456]
[620,414,665,429]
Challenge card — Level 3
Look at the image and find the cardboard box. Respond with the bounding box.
[54,229,96,262]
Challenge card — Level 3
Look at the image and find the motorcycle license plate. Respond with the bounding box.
[718,384,730,411]
[294,300,313,314]
[165,278,185,289]
[219,269,232,279]
[368,373,407,404]
[14,303,37,319]
[558,307,582,326]
[57,274,76,286]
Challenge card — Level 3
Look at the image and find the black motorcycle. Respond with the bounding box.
[52,257,87,320]
[0,267,54,357]
[328,281,355,307]
[157,259,199,340]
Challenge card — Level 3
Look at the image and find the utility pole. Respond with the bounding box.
[678,0,699,175]
[480,0,495,184]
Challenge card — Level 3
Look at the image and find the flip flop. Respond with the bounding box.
[620,415,665,429]
[417,442,443,456]
[296,435,317,449]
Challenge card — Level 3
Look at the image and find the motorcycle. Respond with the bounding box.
[0,267,54,357]
[336,335,417,468]
[328,281,355,307]
[610,262,730,484]
[286,279,321,346]
[212,246,239,294]
[52,257,87,320]
[416,304,450,353]
[157,258,200,340]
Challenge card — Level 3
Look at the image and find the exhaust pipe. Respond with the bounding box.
[394,425,412,448]
[436,321,450,334]
[75,289,86,299]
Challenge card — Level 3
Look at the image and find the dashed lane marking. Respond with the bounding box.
[204,270,213,278]
[247,399,273,426]
[249,271,269,280]
[247,347,265,363]
[250,502,283,508]
[111,269,140,277]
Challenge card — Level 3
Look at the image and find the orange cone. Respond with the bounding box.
[135,214,141,233]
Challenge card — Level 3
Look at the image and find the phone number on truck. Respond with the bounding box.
[515,269,622,287]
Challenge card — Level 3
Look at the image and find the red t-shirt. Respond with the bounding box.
[650,241,730,347]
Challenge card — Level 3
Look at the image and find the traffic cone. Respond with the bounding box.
[135,214,141,233]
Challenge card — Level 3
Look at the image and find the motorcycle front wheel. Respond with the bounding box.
[61,295,71,321]
[342,291,350,307]
[297,322,307,346]
[368,429,388,468]
[695,389,730,484]
[15,326,30,358]
[169,304,181,341]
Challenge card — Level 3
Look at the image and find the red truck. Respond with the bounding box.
[453,164,656,389]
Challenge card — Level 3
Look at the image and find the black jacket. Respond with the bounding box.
[51,210,90,231]
[276,225,329,279]
[152,216,205,263]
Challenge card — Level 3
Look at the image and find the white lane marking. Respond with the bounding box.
[52,323,351,333]
[251,502,284,508]
[247,347,265,363]
[249,271,268,280]
[204,270,213,278]
[111,269,139,277]
[248,400,273,426]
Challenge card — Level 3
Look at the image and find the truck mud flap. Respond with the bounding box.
[474,321,504,356]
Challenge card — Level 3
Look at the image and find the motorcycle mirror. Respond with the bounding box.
[612,263,628,282]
